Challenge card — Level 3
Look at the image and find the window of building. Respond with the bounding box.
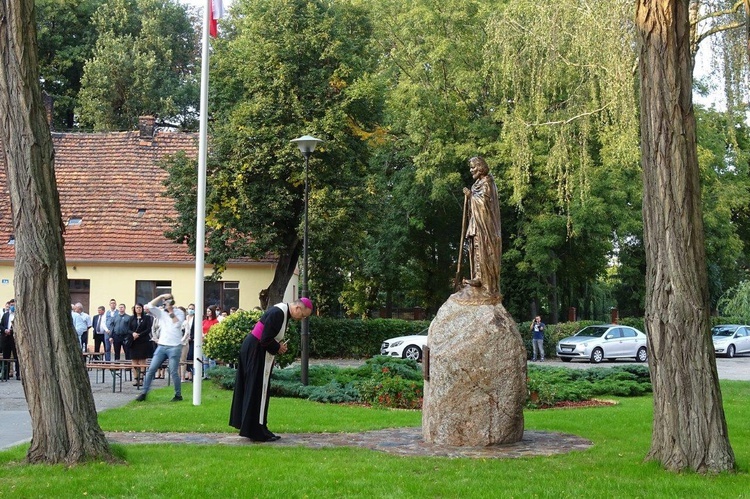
[135,280,172,305]
[68,279,91,313]
[204,281,240,311]
[67,217,83,226]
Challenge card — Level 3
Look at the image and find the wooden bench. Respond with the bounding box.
[86,360,132,393]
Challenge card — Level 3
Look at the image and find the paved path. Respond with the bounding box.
[105,428,593,459]
[2,356,748,453]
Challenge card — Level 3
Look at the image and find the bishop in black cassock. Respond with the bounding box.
[229,298,313,441]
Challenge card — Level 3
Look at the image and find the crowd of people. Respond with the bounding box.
[66,296,237,396]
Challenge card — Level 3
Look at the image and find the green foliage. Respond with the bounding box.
[717,281,750,323]
[37,0,105,129]
[526,364,651,408]
[202,309,262,365]
[619,316,646,334]
[306,317,428,358]
[358,375,423,409]
[205,365,237,390]
[202,315,426,377]
[271,357,424,409]
[76,0,199,130]
[164,0,380,309]
[710,316,747,327]
[306,381,361,404]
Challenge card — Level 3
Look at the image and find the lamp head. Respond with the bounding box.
[291,135,323,157]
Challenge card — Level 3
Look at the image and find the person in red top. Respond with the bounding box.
[202,305,219,336]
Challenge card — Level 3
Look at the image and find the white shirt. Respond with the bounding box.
[146,306,185,346]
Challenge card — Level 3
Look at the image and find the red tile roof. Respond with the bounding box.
[0,127,253,264]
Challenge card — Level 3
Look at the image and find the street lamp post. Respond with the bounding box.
[291,135,322,386]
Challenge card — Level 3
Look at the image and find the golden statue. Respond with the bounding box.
[455,156,502,302]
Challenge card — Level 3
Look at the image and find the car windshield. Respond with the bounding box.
[417,329,428,336]
[574,326,610,338]
[712,326,737,337]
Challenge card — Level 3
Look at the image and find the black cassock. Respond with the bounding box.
[229,303,290,440]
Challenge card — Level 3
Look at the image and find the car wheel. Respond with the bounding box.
[560,357,572,363]
[590,347,604,364]
[402,345,422,362]
[727,344,735,359]
[636,347,648,363]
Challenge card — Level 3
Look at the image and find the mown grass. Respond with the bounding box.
[1,381,749,498]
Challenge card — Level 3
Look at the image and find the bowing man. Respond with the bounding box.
[229,298,312,441]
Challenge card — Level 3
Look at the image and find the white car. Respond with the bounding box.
[556,324,648,363]
[380,329,428,362]
[712,325,750,358]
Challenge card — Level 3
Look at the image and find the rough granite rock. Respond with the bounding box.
[422,294,527,446]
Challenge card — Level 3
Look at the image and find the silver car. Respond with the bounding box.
[712,325,750,358]
[556,324,648,363]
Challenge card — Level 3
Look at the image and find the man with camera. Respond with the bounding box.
[136,293,185,402]
[530,316,546,362]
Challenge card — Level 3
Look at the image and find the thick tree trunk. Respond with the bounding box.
[0,0,112,464]
[636,0,734,473]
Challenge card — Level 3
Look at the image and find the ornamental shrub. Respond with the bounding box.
[202,310,261,365]
[206,365,237,390]
[526,364,651,408]
[357,374,423,409]
[307,381,361,404]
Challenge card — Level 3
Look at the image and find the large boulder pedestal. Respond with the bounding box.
[422,294,527,446]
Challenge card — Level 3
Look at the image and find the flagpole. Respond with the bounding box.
[192,0,212,406]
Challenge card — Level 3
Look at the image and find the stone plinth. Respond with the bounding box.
[422,294,526,446]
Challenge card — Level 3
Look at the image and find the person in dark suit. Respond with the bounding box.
[91,306,109,359]
[1,298,19,380]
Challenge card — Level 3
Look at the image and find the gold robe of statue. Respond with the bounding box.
[464,156,501,298]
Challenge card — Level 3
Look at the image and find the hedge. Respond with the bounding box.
[203,312,429,367]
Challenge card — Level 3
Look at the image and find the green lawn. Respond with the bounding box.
[1,381,749,498]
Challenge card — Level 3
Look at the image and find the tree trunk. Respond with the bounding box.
[636,0,734,473]
[263,239,302,307]
[0,0,113,464]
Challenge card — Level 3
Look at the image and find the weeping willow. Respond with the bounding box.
[484,0,640,214]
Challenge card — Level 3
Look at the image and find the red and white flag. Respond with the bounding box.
[210,0,224,38]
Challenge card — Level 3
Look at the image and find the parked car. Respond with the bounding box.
[712,324,750,358]
[380,329,428,362]
[556,324,648,363]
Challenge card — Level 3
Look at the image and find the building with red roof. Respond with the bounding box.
[0,116,296,313]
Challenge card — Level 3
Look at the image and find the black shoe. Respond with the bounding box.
[249,434,279,442]
[170,395,183,402]
[135,393,147,402]
[262,426,279,440]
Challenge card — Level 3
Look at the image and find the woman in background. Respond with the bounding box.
[129,303,153,387]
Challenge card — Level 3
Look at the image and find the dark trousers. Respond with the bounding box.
[2,336,19,378]
[112,335,131,360]
[93,333,105,354]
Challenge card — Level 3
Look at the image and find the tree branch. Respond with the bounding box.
[525,103,611,127]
